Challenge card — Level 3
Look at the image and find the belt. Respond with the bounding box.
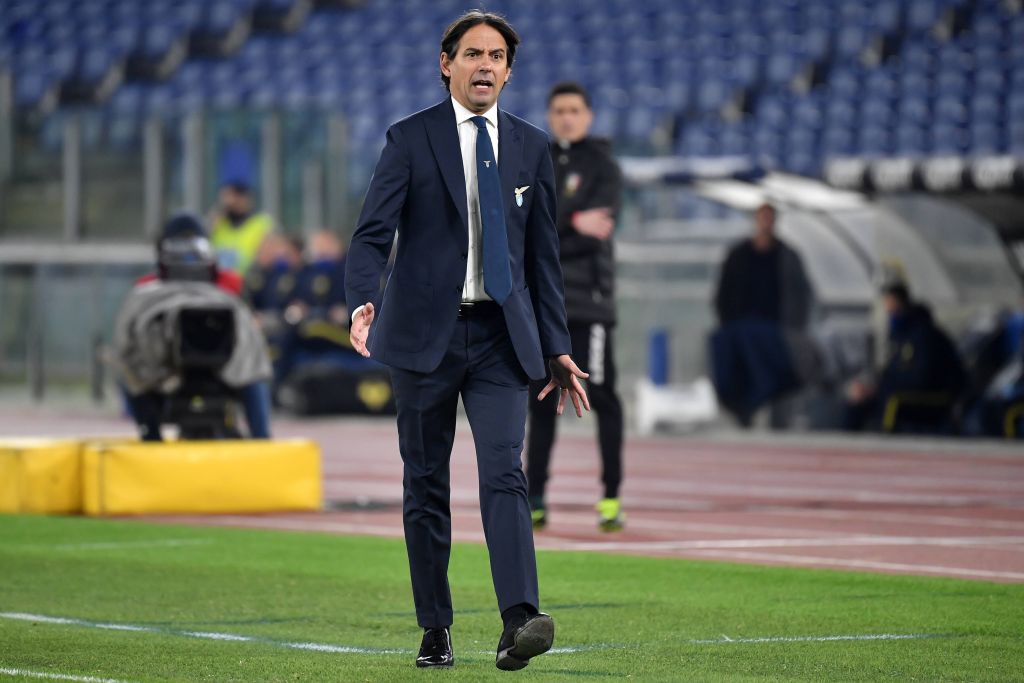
[457,300,502,319]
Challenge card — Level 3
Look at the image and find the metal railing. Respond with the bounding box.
[1,106,354,242]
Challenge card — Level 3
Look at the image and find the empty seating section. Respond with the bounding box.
[1,0,1020,177]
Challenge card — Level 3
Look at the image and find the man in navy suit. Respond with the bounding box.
[344,10,590,672]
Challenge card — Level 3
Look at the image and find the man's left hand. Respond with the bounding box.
[537,355,591,417]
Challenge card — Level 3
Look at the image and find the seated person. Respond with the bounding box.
[244,232,304,381]
[276,230,358,381]
[963,304,1024,438]
[270,230,393,415]
[244,232,304,316]
[113,213,273,441]
[844,282,966,433]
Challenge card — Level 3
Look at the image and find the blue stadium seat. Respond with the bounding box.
[825,98,858,128]
[4,0,1018,180]
[898,94,931,123]
[906,0,944,34]
[822,127,856,156]
[895,124,930,155]
[756,94,790,131]
[13,71,55,109]
[719,123,750,156]
[792,95,824,130]
[930,123,968,154]
[934,94,969,126]
[861,97,895,127]
[970,92,1003,125]
[858,125,893,155]
[968,122,1004,155]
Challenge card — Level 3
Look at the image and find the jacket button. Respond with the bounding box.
[454,285,461,292]
[461,252,467,259]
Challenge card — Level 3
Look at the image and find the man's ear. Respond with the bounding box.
[440,52,452,78]
[504,68,511,83]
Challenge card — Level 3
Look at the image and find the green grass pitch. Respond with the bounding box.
[1,514,1022,682]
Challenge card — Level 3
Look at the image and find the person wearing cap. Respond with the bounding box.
[209,181,275,277]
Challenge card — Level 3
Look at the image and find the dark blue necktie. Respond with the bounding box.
[471,115,512,305]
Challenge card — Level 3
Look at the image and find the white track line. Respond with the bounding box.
[757,508,1024,532]
[213,516,448,539]
[685,549,1024,581]
[0,612,596,657]
[582,478,1019,506]
[0,613,950,662]
[687,633,946,645]
[0,667,135,683]
[534,514,857,538]
[554,535,1024,552]
[0,612,407,655]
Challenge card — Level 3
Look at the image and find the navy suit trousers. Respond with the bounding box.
[389,307,539,628]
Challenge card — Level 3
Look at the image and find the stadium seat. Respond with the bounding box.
[3,0,1018,180]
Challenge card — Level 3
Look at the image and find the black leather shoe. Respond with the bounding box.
[495,613,554,671]
[415,627,454,668]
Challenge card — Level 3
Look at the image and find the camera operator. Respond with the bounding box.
[113,213,274,441]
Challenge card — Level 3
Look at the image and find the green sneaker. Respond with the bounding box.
[596,498,625,532]
[529,496,547,530]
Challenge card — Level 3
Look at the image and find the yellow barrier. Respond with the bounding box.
[81,439,322,516]
[0,439,83,514]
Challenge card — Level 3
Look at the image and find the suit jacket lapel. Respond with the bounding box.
[425,100,468,234]
[498,110,522,225]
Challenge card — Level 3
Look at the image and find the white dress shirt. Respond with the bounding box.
[352,97,500,322]
[451,96,499,303]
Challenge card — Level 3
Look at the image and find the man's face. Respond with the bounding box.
[220,187,251,215]
[309,231,343,261]
[547,93,593,143]
[754,207,776,240]
[882,293,904,317]
[441,23,511,113]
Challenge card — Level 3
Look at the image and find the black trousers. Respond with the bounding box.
[389,308,538,629]
[527,321,624,501]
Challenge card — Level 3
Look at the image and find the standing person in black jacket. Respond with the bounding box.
[711,203,813,428]
[527,81,625,532]
[714,203,812,332]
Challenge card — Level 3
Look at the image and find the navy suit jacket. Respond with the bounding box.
[345,99,571,381]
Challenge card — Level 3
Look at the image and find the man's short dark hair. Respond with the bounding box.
[547,81,591,108]
[439,10,519,91]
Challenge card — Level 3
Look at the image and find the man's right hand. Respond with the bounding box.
[572,208,615,240]
[350,302,375,357]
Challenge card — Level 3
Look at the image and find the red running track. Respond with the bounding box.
[3,410,1023,582]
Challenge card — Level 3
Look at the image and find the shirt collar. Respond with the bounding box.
[451,96,498,129]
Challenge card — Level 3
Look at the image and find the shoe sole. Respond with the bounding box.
[495,614,555,671]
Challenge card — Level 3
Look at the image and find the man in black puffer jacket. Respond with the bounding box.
[526,81,625,532]
[844,282,967,433]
